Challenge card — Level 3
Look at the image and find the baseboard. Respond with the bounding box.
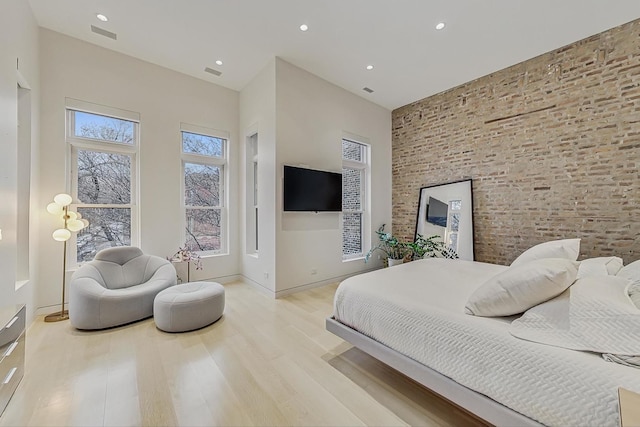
[35,303,68,317]
[204,274,243,285]
[274,267,380,298]
[239,268,380,299]
[239,275,276,298]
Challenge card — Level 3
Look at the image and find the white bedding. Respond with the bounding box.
[333,258,640,427]
[511,275,640,356]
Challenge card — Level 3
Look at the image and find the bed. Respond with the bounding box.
[327,258,640,427]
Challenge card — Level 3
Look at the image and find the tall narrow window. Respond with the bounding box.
[181,125,228,254]
[246,133,258,254]
[16,83,31,284]
[67,101,139,264]
[342,138,369,259]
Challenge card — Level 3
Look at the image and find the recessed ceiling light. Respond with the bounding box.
[299,24,309,32]
[96,13,108,22]
[435,22,446,30]
[366,65,374,70]
[215,60,223,66]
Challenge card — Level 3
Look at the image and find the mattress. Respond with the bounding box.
[333,258,640,427]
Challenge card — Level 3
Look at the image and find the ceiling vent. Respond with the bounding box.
[90,25,117,40]
[362,87,374,93]
[204,67,222,77]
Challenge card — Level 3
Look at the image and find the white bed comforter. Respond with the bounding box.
[333,258,640,427]
[511,275,640,356]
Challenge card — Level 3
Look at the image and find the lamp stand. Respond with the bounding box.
[45,207,70,322]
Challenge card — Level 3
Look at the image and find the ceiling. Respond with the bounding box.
[27,0,640,111]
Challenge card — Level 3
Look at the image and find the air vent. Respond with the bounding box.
[90,25,117,40]
[204,67,222,77]
[362,87,374,93]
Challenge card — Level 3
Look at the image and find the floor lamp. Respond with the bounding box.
[45,193,88,323]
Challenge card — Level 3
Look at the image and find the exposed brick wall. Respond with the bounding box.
[342,140,365,255]
[342,167,362,255]
[392,19,640,265]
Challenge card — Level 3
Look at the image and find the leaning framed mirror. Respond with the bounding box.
[415,179,474,261]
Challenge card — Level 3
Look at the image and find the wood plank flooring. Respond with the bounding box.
[0,281,487,426]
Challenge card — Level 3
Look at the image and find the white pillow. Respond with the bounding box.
[511,238,580,267]
[618,260,640,282]
[618,260,640,308]
[465,258,579,317]
[576,256,624,279]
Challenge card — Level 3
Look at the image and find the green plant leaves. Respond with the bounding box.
[365,224,458,263]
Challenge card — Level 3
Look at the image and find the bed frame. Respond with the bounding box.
[326,317,544,427]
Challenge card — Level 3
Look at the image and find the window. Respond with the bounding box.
[246,133,258,254]
[342,138,369,259]
[446,200,462,253]
[181,125,228,254]
[16,82,31,284]
[67,100,139,264]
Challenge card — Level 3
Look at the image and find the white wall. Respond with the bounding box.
[0,0,40,322]
[239,60,277,292]
[37,30,240,311]
[274,59,392,294]
[32,30,392,308]
[239,58,392,296]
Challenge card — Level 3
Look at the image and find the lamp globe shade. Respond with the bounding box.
[67,219,85,232]
[66,211,78,221]
[52,228,71,241]
[46,202,63,215]
[53,193,73,207]
[81,219,89,227]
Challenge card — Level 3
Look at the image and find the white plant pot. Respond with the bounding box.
[388,258,404,267]
[172,261,190,284]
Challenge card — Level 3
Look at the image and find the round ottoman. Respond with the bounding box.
[153,281,225,332]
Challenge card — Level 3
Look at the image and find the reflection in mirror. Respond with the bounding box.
[415,179,474,260]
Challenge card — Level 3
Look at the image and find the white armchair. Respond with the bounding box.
[69,246,176,330]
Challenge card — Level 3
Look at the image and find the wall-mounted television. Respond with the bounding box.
[426,196,448,227]
[283,165,342,212]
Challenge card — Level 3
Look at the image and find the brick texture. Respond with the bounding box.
[343,139,366,255]
[392,19,640,265]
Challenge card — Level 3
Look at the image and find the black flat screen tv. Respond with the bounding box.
[426,196,448,227]
[283,165,342,212]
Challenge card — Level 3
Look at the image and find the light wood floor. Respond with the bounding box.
[0,281,487,427]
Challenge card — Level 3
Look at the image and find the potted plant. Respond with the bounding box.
[365,224,409,266]
[167,246,203,283]
[407,233,459,261]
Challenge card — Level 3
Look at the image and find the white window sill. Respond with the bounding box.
[15,280,29,291]
[199,251,229,259]
[342,255,365,263]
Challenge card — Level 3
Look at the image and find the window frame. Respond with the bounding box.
[446,200,462,253]
[247,132,258,255]
[180,123,229,256]
[16,80,31,286]
[341,137,370,261]
[65,101,140,266]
